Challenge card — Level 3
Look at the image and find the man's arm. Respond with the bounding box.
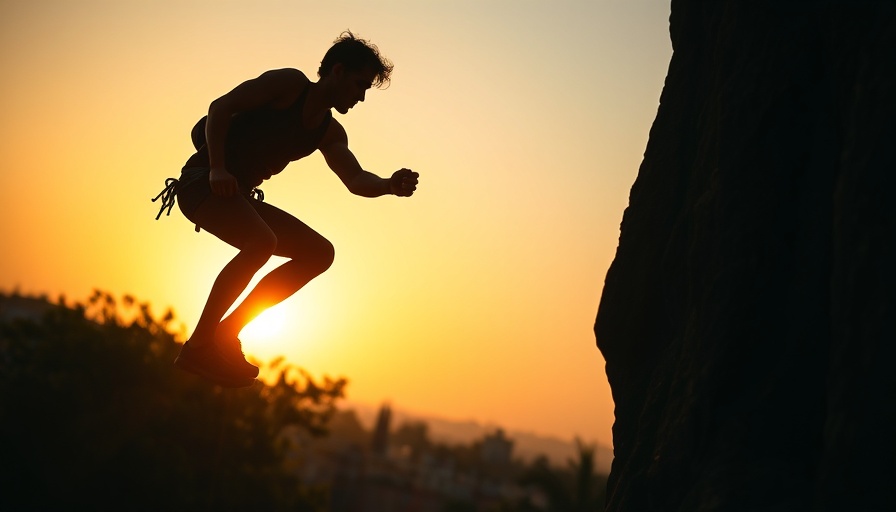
[320,121,418,197]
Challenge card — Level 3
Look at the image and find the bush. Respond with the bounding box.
[0,290,345,512]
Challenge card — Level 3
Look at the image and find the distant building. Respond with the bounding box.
[371,403,392,456]
[481,429,514,467]
[286,409,544,512]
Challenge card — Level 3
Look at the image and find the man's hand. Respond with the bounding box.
[209,167,239,197]
[389,168,419,197]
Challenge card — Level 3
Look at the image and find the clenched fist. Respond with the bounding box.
[389,168,419,197]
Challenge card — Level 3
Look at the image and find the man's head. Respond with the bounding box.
[318,31,393,88]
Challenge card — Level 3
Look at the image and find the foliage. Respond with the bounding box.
[517,439,607,512]
[386,419,607,511]
[0,290,345,512]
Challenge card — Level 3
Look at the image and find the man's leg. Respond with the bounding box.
[187,193,278,346]
[216,198,335,340]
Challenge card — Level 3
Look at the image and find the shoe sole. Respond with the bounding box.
[219,354,260,379]
[174,356,257,388]
[217,340,260,378]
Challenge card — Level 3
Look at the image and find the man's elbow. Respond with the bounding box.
[342,174,363,196]
[345,180,360,195]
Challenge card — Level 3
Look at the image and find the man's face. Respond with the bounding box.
[334,66,376,115]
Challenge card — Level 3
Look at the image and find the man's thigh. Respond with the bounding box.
[249,199,332,259]
[191,193,275,251]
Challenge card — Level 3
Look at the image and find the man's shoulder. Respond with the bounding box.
[259,67,309,84]
[249,68,311,108]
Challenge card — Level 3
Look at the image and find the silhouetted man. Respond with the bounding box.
[154,31,418,387]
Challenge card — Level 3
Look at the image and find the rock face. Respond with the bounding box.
[594,2,896,511]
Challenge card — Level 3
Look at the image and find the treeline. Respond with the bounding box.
[316,411,608,510]
[0,290,345,512]
[391,421,608,511]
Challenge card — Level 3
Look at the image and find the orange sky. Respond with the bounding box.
[0,0,672,445]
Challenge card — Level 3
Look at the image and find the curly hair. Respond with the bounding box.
[318,31,393,88]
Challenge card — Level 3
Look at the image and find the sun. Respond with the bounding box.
[233,291,326,363]
[241,304,288,341]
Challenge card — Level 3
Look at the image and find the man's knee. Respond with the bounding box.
[297,238,334,276]
[314,239,336,274]
[279,234,334,274]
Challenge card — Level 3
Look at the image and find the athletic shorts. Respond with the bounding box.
[176,167,258,221]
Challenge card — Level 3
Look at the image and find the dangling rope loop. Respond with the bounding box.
[151,178,179,220]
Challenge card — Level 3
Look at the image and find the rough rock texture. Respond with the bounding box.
[594,1,896,511]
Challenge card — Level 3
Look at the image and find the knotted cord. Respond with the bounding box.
[151,178,179,220]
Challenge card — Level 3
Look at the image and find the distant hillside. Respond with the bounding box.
[345,400,613,475]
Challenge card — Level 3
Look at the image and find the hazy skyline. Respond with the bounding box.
[0,0,672,444]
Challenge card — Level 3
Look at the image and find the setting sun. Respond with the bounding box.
[233,284,331,364]
[241,304,288,341]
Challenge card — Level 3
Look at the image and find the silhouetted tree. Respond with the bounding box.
[0,290,345,512]
[326,408,371,448]
[518,439,607,512]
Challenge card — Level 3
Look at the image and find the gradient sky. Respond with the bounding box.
[0,0,672,445]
